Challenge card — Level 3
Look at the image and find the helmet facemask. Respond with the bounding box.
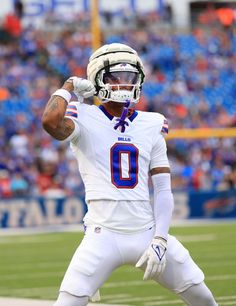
[96,63,142,104]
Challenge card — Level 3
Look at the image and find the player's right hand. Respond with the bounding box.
[66,76,96,99]
[135,237,167,280]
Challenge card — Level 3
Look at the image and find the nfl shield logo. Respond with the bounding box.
[94,227,101,233]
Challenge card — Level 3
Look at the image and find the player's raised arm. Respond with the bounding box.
[42,77,96,140]
[42,80,74,140]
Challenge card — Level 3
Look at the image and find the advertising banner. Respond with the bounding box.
[1,189,236,228]
[0,0,170,29]
[188,189,236,219]
[0,196,86,228]
[1,0,163,18]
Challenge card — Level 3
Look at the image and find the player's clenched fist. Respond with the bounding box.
[66,76,96,99]
[136,237,167,280]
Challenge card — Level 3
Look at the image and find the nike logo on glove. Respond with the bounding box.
[135,237,167,280]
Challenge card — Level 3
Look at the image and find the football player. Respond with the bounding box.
[42,43,218,306]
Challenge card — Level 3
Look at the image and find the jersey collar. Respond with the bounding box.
[98,105,138,122]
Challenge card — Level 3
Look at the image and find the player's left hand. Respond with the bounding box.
[135,237,167,280]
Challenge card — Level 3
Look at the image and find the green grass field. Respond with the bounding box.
[0,222,236,305]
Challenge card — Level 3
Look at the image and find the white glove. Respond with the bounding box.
[67,76,96,100]
[136,237,167,280]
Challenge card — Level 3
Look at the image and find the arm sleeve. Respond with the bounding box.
[152,173,174,240]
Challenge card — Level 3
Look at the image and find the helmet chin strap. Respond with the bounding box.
[114,100,130,133]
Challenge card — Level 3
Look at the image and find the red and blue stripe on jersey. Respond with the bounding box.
[65,104,78,118]
[161,119,168,135]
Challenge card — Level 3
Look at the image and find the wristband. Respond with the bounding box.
[154,236,167,243]
[52,89,71,104]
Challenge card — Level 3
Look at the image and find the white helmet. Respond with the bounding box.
[87,43,145,104]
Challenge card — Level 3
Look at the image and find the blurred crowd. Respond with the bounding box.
[0,4,236,198]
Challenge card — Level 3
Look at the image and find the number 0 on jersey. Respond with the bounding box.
[110,143,139,188]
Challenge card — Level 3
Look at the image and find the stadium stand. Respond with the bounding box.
[0,9,236,198]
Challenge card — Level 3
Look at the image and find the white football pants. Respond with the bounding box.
[55,225,216,304]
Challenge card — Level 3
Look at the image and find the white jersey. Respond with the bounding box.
[65,102,169,232]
